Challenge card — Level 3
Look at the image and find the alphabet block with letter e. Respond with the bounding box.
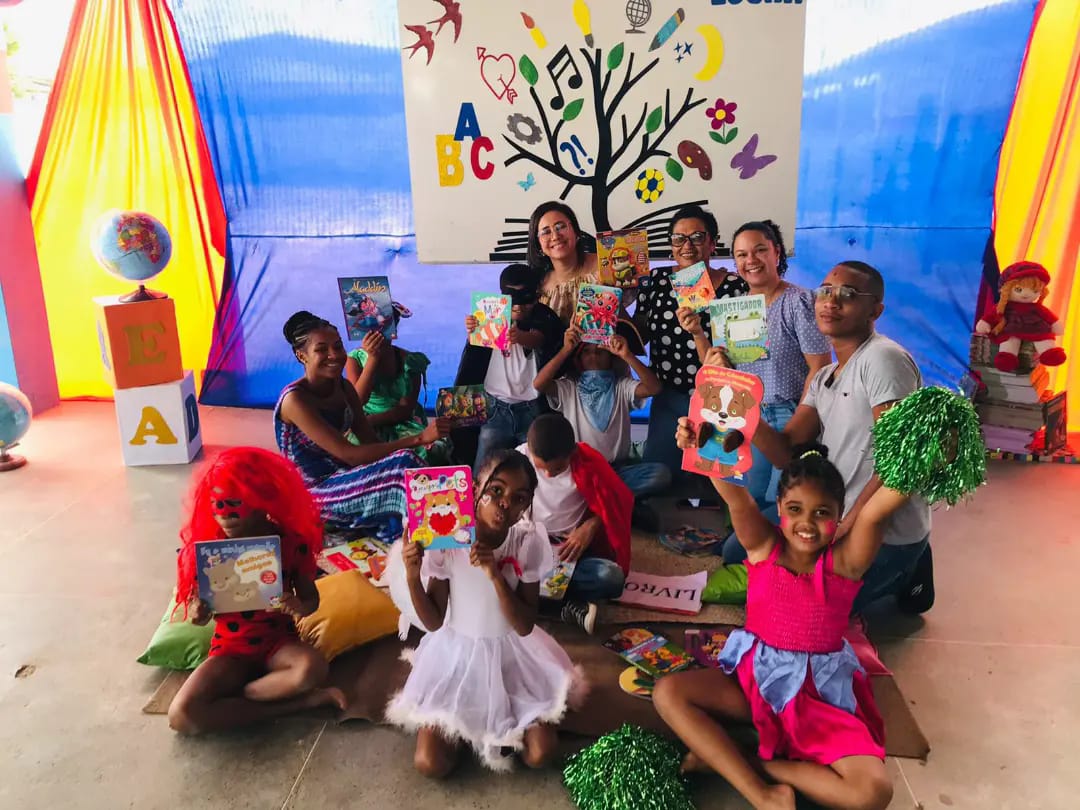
[94,295,183,390]
[113,371,202,466]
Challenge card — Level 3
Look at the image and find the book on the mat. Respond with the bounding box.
[669,262,715,312]
[573,283,623,345]
[195,536,283,614]
[539,554,577,601]
[618,665,656,701]
[317,537,391,585]
[683,628,729,669]
[596,228,650,288]
[436,385,489,427]
[338,276,396,341]
[468,293,512,352]
[405,466,476,550]
[614,570,708,615]
[658,525,728,557]
[709,293,768,363]
[682,365,764,482]
[603,627,695,678]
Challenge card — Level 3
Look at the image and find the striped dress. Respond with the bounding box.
[274,380,419,539]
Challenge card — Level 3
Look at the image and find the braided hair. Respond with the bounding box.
[776,442,846,508]
[732,219,789,276]
[283,310,335,353]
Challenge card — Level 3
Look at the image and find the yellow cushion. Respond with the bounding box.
[296,571,400,661]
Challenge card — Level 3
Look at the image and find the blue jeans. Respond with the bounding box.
[474,397,541,473]
[616,460,672,499]
[853,534,930,612]
[643,388,692,482]
[567,556,626,602]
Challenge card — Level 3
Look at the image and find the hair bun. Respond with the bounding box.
[791,442,829,462]
[283,310,331,348]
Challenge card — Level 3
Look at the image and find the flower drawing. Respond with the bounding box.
[706,98,737,129]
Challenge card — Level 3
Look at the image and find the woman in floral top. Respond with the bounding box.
[527,201,600,325]
[635,205,748,482]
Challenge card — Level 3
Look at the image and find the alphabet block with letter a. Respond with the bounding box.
[94,296,183,390]
[114,371,202,466]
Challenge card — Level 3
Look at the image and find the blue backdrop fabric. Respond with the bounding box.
[166,0,1037,409]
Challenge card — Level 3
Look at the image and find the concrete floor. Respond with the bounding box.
[1,401,1077,809]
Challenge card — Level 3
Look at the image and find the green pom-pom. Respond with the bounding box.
[564,724,694,810]
[872,387,986,506]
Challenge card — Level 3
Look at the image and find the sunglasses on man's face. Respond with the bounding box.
[814,284,878,304]
[671,231,709,247]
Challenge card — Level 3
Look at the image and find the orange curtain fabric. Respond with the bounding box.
[993,0,1080,429]
[25,0,225,399]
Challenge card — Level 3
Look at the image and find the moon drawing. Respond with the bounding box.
[695,24,724,82]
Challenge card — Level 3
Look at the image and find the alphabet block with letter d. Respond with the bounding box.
[114,371,202,466]
[94,295,183,390]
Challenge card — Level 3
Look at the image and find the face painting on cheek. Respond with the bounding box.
[210,496,254,521]
[779,515,791,530]
[823,520,838,537]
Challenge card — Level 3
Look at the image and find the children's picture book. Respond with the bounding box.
[682,366,765,482]
[684,628,730,670]
[574,283,622,345]
[405,466,476,550]
[618,665,656,701]
[596,228,650,288]
[603,627,695,678]
[436,385,489,427]
[539,555,577,601]
[338,276,396,341]
[658,525,729,557]
[1041,391,1068,454]
[195,536,283,614]
[710,293,768,363]
[316,537,391,586]
[468,293,512,351]
[669,262,715,312]
[614,570,708,615]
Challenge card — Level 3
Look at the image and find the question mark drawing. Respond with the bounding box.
[558,135,594,175]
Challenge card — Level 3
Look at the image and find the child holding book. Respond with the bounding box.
[519,414,634,634]
[168,448,344,735]
[387,449,586,776]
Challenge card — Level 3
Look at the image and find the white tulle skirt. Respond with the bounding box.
[385,623,587,771]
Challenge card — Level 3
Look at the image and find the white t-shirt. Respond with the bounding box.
[548,376,643,463]
[484,344,538,403]
[518,443,589,537]
[802,332,932,547]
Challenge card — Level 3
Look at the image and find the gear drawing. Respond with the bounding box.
[507,113,542,145]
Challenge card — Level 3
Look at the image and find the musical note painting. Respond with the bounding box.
[397,1,807,264]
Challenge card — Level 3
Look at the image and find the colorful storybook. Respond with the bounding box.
[436,385,489,427]
[338,276,396,341]
[682,366,764,482]
[710,293,768,363]
[614,570,707,615]
[603,627,695,678]
[618,666,655,701]
[539,554,577,601]
[405,466,476,550]
[574,283,622,345]
[469,293,512,351]
[196,536,283,614]
[669,262,715,312]
[316,537,391,585]
[596,228,650,288]
[684,628,730,670]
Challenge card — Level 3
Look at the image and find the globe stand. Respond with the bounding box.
[120,285,168,304]
[0,446,26,472]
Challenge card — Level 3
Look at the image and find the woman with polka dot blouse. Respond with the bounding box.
[635,205,748,482]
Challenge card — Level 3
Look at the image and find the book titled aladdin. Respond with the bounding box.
[338,276,396,341]
[195,536,283,614]
[670,262,715,312]
[405,466,476,551]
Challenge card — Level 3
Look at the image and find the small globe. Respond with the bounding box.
[92,210,172,283]
[0,383,32,450]
[626,0,652,29]
[634,168,665,204]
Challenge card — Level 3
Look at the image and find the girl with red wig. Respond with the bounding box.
[168,447,343,735]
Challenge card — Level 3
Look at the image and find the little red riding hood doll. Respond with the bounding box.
[975,261,1066,373]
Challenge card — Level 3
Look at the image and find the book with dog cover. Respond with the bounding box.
[574,283,623,345]
[196,536,283,614]
[670,262,715,312]
[596,228,650,288]
[338,276,396,341]
[682,366,764,481]
[468,293,512,352]
[436,385,489,427]
[405,466,476,551]
[603,627,695,678]
[709,293,768,363]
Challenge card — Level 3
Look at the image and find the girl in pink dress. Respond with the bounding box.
[386,449,586,777]
[655,435,908,810]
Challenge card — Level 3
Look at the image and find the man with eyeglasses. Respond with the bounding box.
[746,260,934,614]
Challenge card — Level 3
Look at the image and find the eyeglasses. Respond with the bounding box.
[814,284,878,304]
[538,221,570,240]
[671,231,708,247]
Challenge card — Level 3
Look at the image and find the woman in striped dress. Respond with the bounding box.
[274,311,450,540]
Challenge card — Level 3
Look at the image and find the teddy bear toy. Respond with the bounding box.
[975,260,1066,373]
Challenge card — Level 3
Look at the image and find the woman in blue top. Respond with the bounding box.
[681,220,832,560]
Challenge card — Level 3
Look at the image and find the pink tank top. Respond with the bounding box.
[743,539,862,654]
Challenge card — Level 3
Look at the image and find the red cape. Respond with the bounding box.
[570,442,633,575]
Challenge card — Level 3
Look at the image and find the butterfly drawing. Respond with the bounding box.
[518,172,536,191]
[729,134,777,180]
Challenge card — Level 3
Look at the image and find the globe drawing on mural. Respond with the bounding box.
[0,382,32,472]
[91,210,172,302]
[625,0,652,34]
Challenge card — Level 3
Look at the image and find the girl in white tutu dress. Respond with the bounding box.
[386,449,587,777]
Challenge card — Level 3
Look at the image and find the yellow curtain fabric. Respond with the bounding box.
[993,0,1080,429]
[26,0,225,399]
